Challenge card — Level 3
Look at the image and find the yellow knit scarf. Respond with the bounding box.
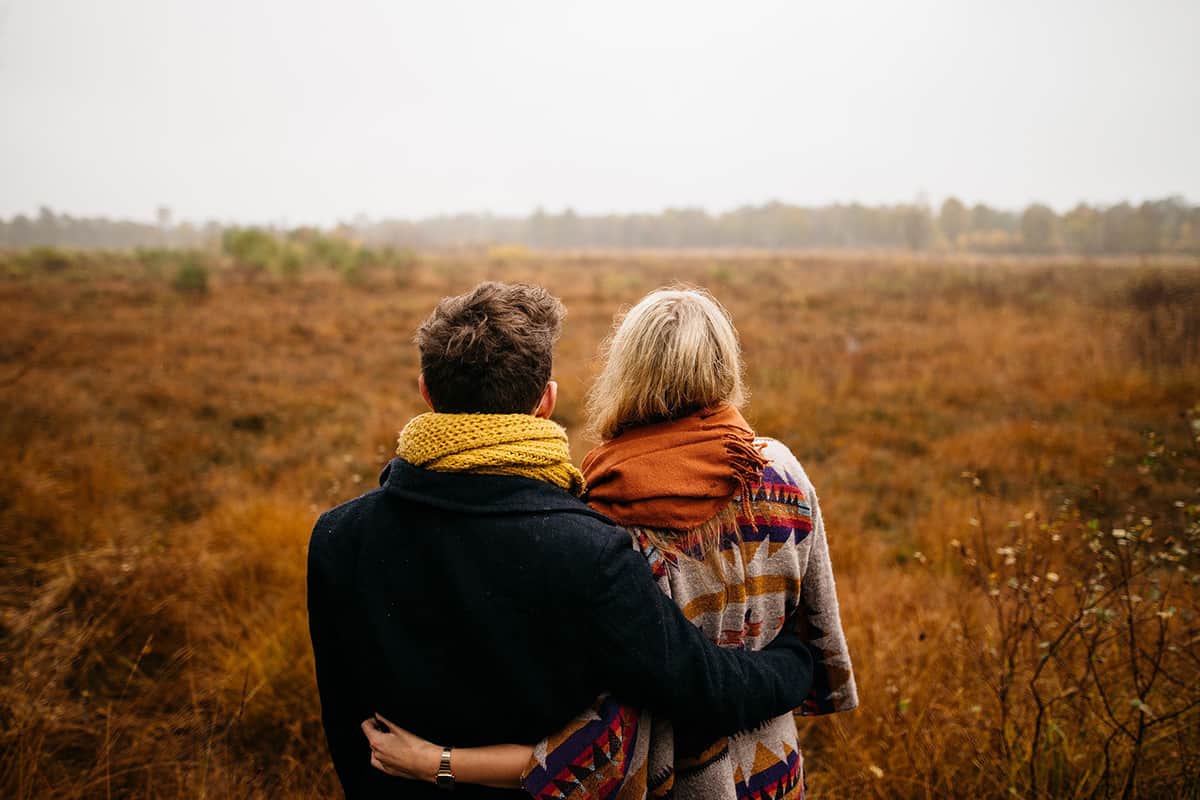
[395,412,586,497]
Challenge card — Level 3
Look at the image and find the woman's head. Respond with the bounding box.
[587,287,747,441]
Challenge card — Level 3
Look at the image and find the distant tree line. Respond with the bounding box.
[0,207,220,250]
[2,197,1197,254]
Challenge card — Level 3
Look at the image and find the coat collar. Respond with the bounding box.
[379,458,614,522]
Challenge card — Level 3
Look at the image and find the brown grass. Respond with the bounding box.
[1,252,1197,798]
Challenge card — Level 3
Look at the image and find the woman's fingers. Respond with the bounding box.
[374,712,399,733]
[361,713,424,780]
[360,718,383,746]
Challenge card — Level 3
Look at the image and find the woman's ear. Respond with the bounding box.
[418,374,436,411]
[533,380,557,419]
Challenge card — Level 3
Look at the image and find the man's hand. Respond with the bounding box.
[360,714,442,782]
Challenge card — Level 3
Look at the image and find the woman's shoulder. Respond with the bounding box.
[754,437,817,502]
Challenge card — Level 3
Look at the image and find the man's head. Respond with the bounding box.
[415,281,565,415]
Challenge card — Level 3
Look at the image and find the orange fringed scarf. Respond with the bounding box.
[581,404,768,530]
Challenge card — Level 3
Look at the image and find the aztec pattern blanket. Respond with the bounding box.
[520,439,858,800]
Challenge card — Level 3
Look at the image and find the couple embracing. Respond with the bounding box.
[307,282,857,799]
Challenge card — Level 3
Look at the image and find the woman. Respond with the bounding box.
[361,287,857,798]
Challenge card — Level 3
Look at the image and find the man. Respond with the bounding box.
[308,282,815,798]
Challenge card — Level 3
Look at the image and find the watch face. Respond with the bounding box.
[436,772,454,790]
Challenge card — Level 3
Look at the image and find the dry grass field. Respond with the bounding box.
[1,251,1198,798]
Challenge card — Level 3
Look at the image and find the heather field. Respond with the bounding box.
[1,251,1198,798]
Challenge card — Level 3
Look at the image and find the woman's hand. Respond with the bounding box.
[360,713,442,782]
[362,714,533,789]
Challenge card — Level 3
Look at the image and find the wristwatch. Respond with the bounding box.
[435,746,454,790]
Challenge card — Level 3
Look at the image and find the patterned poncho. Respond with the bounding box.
[521,439,858,800]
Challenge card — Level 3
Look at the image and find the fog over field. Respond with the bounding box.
[1,0,1198,225]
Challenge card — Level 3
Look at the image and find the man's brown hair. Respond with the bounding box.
[415,282,565,414]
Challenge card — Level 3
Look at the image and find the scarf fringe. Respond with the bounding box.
[724,431,769,530]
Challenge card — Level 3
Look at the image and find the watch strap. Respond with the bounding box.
[435,746,454,790]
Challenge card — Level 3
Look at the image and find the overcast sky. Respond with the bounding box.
[1,0,1197,225]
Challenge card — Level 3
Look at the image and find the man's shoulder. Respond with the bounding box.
[308,478,628,562]
[309,487,387,549]
[526,503,632,561]
[307,489,392,595]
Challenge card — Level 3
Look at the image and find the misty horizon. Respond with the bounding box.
[7,195,1196,255]
[3,192,1195,232]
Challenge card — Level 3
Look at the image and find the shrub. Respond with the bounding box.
[338,259,363,286]
[311,235,355,271]
[278,245,305,280]
[949,433,1200,798]
[135,248,173,279]
[25,246,73,272]
[222,228,278,280]
[172,259,209,294]
[0,250,30,278]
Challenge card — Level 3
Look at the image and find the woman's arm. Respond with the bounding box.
[361,715,532,790]
[759,439,858,716]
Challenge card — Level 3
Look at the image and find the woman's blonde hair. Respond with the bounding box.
[586,286,747,442]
